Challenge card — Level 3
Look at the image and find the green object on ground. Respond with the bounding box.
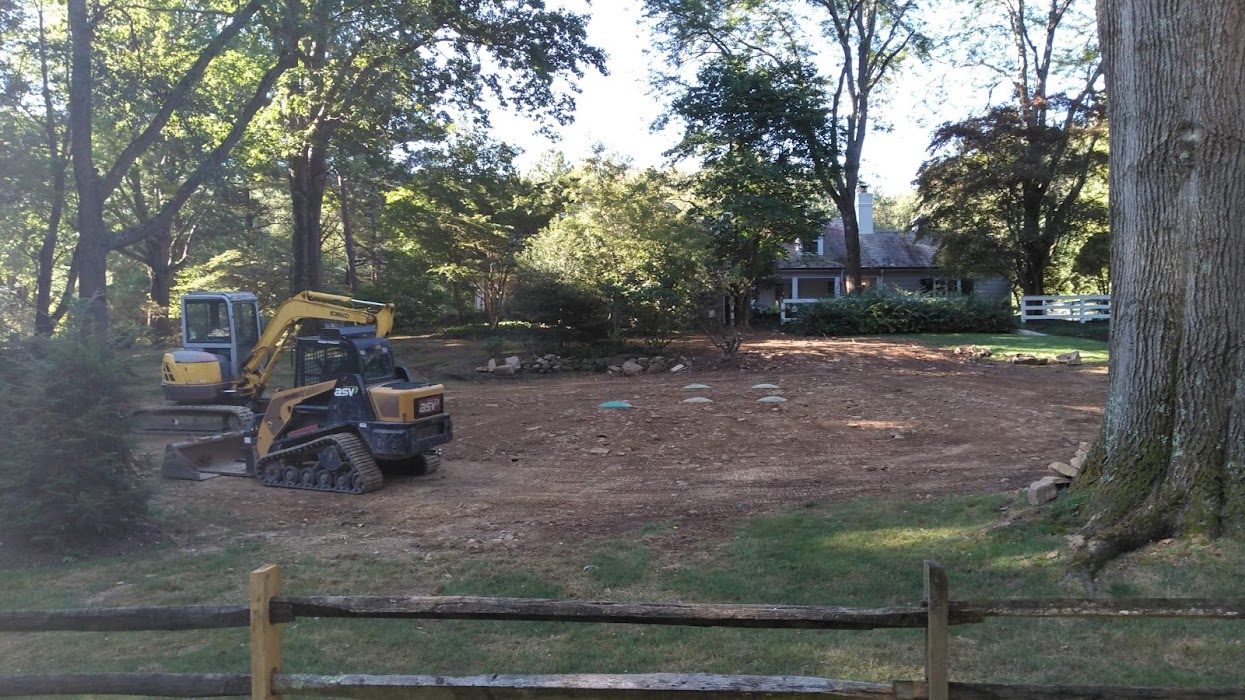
[598,401,634,409]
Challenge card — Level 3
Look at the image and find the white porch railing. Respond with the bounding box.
[1020,294,1110,323]
[779,298,826,323]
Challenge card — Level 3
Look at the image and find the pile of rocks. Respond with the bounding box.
[953,345,993,359]
[1011,350,1083,366]
[475,353,692,376]
[1028,441,1090,505]
[608,355,687,376]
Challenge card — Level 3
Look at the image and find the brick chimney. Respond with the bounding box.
[855,185,874,236]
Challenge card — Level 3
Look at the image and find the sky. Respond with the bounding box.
[489,1,996,195]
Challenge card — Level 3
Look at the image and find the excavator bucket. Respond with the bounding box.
[162,431,252,481]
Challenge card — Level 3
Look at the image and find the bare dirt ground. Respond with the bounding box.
[148,334,1108,561]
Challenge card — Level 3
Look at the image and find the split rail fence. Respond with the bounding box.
[2,561,1243,699]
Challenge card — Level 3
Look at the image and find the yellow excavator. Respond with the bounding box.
[142,290,453,494]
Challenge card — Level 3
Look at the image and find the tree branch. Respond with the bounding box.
[99,0,265,201]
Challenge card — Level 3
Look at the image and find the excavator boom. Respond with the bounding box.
[234,291,395,399]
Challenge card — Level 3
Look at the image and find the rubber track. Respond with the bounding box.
[256,433,383,494]
[421,452,442,475]
[135,405,254,434]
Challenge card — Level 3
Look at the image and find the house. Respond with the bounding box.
[754,188,1011,320]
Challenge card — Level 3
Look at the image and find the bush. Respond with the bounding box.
[0,333,150,549]
[792,289,1014,336]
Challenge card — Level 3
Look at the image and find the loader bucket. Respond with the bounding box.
[162,431,252,481]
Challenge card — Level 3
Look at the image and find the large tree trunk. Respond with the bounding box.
[289,140,328,294]
[1076,0,1245,567]
[338,170,360,292]
[147,230,176,337]
[67,0,109,335]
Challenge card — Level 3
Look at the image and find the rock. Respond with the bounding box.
[607,365,622,374]
[588,447,611,455]
[637,357,650,366]
[475,366,489,373]
[653,356,666,364]
[505,355,521,369]
[493,364,516,376]
[544,354,557,361]
[1079,441,1091,451]
[1049,461,1079,478]
[953,345,993,359]
[647,359,667,372]
[1010,354,1048,365]
[669,364,687,373]
[682,397,713,404]
[1055,351,1083,365]
[622,360,643,376]
[1027,476,1064,505]
[487,358,497,371]
[1070,455,1085,470]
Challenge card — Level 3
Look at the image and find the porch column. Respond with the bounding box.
[792,276,800,300]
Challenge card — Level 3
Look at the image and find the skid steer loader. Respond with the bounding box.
[149,290,452,494]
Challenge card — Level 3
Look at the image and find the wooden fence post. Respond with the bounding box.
[250,564,283,700]
[924,561,949,700]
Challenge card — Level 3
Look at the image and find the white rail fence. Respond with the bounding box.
[1020,295,1110,323]
[779,298,823,323]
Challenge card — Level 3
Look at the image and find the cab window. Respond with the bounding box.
[359,344,394,383]
[184,299,230,342]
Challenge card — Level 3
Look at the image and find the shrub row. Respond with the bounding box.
[790,290,1015,336]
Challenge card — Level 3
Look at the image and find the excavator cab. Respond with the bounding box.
[162,292,263,403]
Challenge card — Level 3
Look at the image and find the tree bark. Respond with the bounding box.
[1077,0,1245,567]
[289,139,328,295]
[66,0,109,335]
[33,3,69,336]
[337,170,359,292]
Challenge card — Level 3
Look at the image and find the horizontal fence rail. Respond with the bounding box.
[1019,294,1110,323]
[2,562,1242,700]
[279,595,985,629]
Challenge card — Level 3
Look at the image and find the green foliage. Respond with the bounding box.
[515,156,710,348]
[916,106,1108,295]
[792,289,1014,336]
[355,251,452,331]
[0,332,149,549]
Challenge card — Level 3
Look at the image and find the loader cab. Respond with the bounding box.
[293,327,398,388]
[180,292,263,382]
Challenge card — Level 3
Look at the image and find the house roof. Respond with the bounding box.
[779,221,938,270]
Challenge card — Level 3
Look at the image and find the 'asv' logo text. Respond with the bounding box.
[334,386,359,397]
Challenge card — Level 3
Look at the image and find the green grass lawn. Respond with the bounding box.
[915,333,1110,364]
[1020,319,1110,342]
[2,494,1241,689]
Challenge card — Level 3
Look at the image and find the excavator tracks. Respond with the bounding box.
[135,405,255,435]
[256,432,383,494]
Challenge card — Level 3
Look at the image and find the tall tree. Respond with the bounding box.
[916,0,1106,297]
[277,0,604,297]
[0,0,76,334]
[1073,0,1245,567]
[388,136,559,329]
[916,105,1107,295]
[66,0,295,333]
[648,0,927,293]
[668,57,830,326]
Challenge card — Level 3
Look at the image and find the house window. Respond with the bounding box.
[796,236,824,256]
[920,277,975,294]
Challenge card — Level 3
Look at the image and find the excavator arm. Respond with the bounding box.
[235,291,395,398]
